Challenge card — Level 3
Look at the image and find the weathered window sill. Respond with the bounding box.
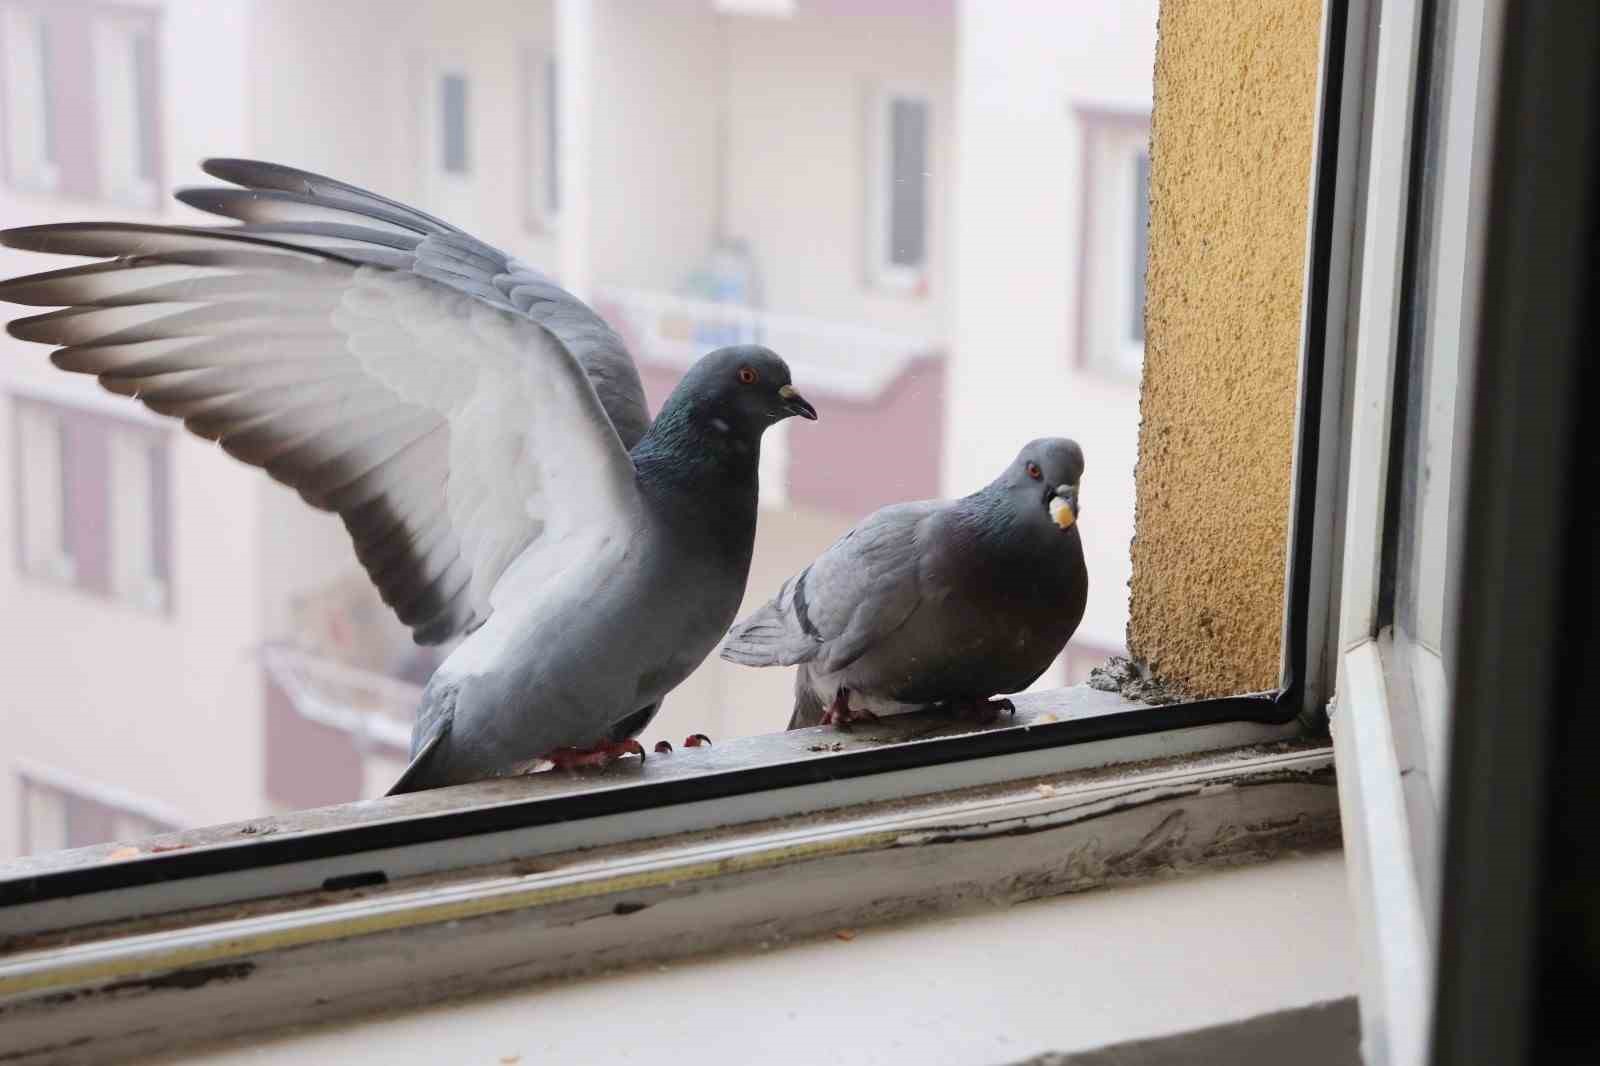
[0,686,1332,1063]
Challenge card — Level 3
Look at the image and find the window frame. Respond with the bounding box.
[88,5,161,211]
[1307,0,1598,1064]
[1073,105,1152,381]
[9,390,174,615]
[864,83,933,293]
[0,2,60,196]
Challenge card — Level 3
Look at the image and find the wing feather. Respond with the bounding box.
[0,160,650,644]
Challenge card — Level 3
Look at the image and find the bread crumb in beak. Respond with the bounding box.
[1049,496,1076,529]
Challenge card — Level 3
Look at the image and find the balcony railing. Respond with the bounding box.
[260,643,416,755]
[595,286,938,402]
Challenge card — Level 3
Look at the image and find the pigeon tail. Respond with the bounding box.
[788,666,828,729]
[387,727,449,796]
[720,605,816,667]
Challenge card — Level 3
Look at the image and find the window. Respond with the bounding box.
[90,11,160,209]
[0,1,161,204]
[10,396,172,613]
[16,763,181,855]
[0,4,1379,1056]
[0,3,58,193]
[524,52,559,230]
[1076,107,1151,379]
[13,400,72,582]
[867,87,930,291]
[439,72,469,176]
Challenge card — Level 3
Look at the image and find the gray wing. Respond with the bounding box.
[0,174,641,646]
[176,159,652,449]
[721,501,939,674]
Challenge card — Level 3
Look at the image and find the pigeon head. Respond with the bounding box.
[670,344,818,437]
[996,437,1085,532]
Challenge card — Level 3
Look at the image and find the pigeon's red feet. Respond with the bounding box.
[948,696,1016,725]
[820,688,879,730]
[653,740,675,754]
[542,738,647,771]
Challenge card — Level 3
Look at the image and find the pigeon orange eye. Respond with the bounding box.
[737,366,759,385]
[1026,462,1042,480]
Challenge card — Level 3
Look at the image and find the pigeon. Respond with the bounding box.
[721,439,1086,729]
[0,158,817,793]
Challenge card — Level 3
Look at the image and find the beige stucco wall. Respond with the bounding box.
[1128,0,1323,697]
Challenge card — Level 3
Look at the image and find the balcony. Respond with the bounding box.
[595,287,938,403]
[596,287,947,515]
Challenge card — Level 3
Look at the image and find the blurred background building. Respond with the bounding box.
[0,0,1153,856]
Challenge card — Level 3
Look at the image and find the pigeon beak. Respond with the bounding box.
[1048,484,1079,530]
[778,383,818,421]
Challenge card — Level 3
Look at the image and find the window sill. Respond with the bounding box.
[0,683,1332,1063]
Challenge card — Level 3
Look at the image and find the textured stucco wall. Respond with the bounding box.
[1129,0,1322,696]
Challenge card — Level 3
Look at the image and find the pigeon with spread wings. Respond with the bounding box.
[0,159,816,793]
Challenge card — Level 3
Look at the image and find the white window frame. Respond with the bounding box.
[89,9,160,210]
[1323,0,1503,1062]
[0,3,60,194]
[523,49,560,233]
[864,84,932,293]
[1075,108,1151,381]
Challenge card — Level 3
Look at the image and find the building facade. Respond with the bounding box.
[0,0,1153,856]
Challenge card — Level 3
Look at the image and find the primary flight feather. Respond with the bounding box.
[0,159,817,792]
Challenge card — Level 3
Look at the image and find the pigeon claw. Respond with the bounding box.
[545,738,647,771]
[653,740,674,754]
[684,733,713,747]
[819,688,878,731]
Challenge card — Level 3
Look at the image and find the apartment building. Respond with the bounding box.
[0,0,1153,856]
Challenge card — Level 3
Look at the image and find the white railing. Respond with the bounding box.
[595,286,938,402]
[259,644,418,754]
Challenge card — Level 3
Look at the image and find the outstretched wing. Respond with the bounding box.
[0,167,645,645]
[180,158,652,448]
[721,501,937,674]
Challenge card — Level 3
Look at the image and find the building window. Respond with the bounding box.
[1131,151,1149,345]
[90,11,160,208]
[524,52,559,231]
[1075,108,1151,379]
[439,72,469,176]
[11,396,172,612]
[867,88,930,291]
[17,764,180,855]
[0,1,161,205]
[0,3,58,193]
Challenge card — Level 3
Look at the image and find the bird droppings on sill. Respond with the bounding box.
[1087,656,1185,705]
